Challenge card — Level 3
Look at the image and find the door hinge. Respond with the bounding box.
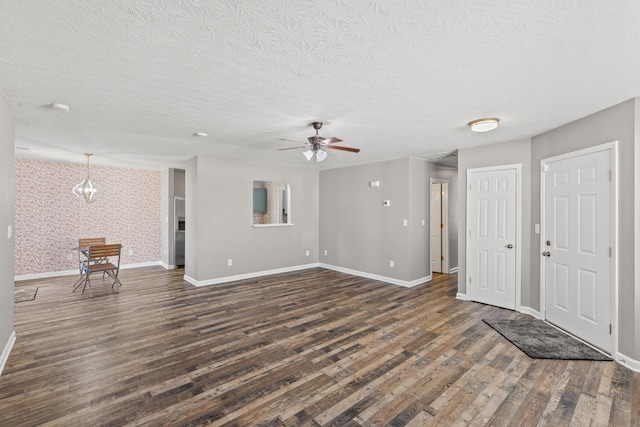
[441,223,444,228]
[609,246,612,257]
[609,169,612,181]
[610,324,612,335]
[469,183,472,190]
[441,256,444,261]
[469,277,471,284]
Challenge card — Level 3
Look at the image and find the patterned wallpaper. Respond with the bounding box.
[14,159,161,276]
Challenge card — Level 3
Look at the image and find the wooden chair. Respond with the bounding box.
[77,237,106,273]
[76,244,122,298]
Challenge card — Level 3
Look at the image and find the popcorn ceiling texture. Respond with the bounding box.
[2,1,639,169]
[14,159,161,276]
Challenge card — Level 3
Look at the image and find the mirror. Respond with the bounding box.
[253,181,291,225]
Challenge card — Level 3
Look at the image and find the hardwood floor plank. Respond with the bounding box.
[1,268,638,426]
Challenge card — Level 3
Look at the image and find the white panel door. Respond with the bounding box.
[543,149,612,352]
[467,168,517,310]
[431,183,442,273]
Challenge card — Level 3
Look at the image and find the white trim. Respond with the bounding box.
[448,266,459,274]
[159,261,177,270]
[466,163,522,311]
[184,263,321,287]
[539,141,618,357]
[0,331,16,377]
[252,223,295,228]
[616,351,640,373]
[320,263,432,288]
[519,306,541,319]
[14,261,164,281]
[456,292,468,301]
[185,263,433,289]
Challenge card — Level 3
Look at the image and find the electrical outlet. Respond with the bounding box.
[227,258,233,266]
[403,219,408,226]
[324,250,328,256]
[422,219,425,226]
[67,254,73,261]
[306,250,309,256]
[128,249,133,256]
[390,260,394,268]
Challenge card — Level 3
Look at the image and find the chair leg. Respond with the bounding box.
[82,274,93,298]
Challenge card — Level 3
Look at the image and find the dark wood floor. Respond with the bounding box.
[1,267,638,426]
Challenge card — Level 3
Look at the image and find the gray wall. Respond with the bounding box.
[320,158,435,283]
[0,92,15,367]
[531,98,637,358]
[186,156,318,281]
[457,139,532,305]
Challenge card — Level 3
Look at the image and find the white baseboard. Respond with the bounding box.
[184,263,321,287]
[617,351,640,373]
[456,292,468,301]
[159,261,177,270]
[0,331,16,377]
[14,261,163,281]
[184,263,432,289]
[519,306,541,319]
[448,267,459,274]
[320,263,431,288]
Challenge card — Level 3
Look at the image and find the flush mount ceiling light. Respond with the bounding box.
[50,103,70,112]
[468,117,500,132]
[194,132,208,137]
[72,153,102,203]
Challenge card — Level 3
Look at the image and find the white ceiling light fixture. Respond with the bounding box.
[50,103,70,112]
[194,132,208,137]
[72,153,102,203]
[315,149,327,162]
[468,117,500,132]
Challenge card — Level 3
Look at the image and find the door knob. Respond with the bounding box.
[542,251,551,257]
[507,244,514,249]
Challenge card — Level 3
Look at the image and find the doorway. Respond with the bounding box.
[466,164,521,310]
[430,179,449,274]
[541,142,617,354]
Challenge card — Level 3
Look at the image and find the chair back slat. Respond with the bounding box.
[79,237,106,250]
[88,244,121,261]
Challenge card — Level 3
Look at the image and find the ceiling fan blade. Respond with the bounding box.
[279,138,304,144]
[327,145,360,153]
[323,137,343,144]
[278,146,307,151]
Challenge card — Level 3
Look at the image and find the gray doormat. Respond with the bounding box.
[15,287,38,303]
[483,319,612,361]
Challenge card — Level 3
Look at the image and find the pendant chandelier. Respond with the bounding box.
[72,153,102,203]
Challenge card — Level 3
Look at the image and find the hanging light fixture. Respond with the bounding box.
[72,153,102,203]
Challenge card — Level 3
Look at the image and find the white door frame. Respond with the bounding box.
[540,141,618,357]
[466,164,522,311]
[430,178,449,275]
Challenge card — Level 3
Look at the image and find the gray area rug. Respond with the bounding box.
[483,319,612,361]
[15,287,38,303]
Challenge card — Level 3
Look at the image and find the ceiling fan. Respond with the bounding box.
[278,122,360,162]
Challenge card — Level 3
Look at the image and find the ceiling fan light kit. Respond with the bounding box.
[279,121,360,162]
[468,117,500,132]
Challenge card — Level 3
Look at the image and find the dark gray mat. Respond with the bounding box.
[483,319,612,361]
[15,287,38,303]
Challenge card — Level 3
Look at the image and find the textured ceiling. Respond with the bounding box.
[1,0,639,170]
